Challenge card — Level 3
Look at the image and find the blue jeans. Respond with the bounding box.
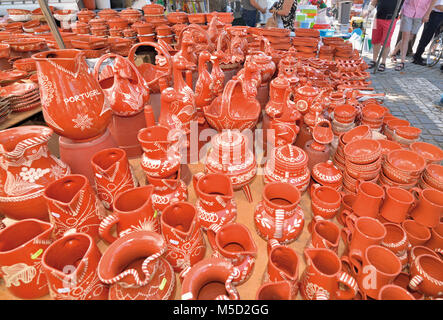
[242,8,258,27]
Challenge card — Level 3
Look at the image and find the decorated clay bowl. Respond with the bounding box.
[344,139,381,165]
[334,104,357,124]
[394,126,422,141]
[386,149,427,178]
[362,103,386,121]
[410,142,443,164]
[342,125,371,145]
[423,164,443,190]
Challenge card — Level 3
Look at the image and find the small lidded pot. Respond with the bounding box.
[311,160,343,191]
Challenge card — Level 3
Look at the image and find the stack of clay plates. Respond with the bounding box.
[0,82,40,113]
[0,96,11,124]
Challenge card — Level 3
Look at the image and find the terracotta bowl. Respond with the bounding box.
[379,169,417,190]
[334,104,357,123]
[394,126,422,140]
[378,139,403,156]
[386,149,427,177]
[362,103,386,121]
[409,142,443,164]
[423,164,443,190]
[386,119,410,132]
[344,139,381,164]
[342,125,371,145]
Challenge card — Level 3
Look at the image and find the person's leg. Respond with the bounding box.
[369,19,384,68]
[414,11,443,63]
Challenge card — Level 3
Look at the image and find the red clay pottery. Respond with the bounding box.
[352,181,385,218]
[120,8,141,23]
[32,49,112,141]
[195,51,224,110]
[381,223,409,268]
[256,281,292,300]
[98,8,118,20]
[425,222,443,255]
[99,185,159,244]
[310,184,342,220]
[344,139,381,165]
[402,219,432,248]
[206,130,257,202]
[254,181,305,244]
[348,245,402,299]
[41,232,108,300]
[337,193,357,226]
[294,82,320,115]
[181,257,240,300]
[379,186,416,223]
[378,284,415,300]
[311,160,343,191]
[300,248,358,300]
[44,174,106,240]
[0,126,70,221]
[161,201,205,275]
[77,8,96,23]
[410,141,443,164]
[91,148,138,210]
[264,239,300,298]
[422,164,443,191]
[142,3,165,16]
[408,245,439,269]
[0,219,53,299]
[307,218,340,253]
[408,254,443,298]
[409,188,443,228]
[383,149,426,184]
[98,230,175,300]
[393,272,424,300]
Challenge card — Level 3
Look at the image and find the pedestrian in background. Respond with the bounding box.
[269,0,298,31]
[241,0,267,27]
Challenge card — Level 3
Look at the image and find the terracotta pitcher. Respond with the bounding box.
[0,219,53,299]
[32,49,112,141]
[256,281,293,300]
[409,188,443,228]
[307,218,340,253]
[181,257,240,300]
[212,223,257,285]
[254,181,305,244]
[41,232,109,300]
[379,186,416,223]
[352,181,385,218]
[91,147,138,211]
[161,201,206,275]
[300,248,358,300]
[0,125,70,221]
[98,230,176,300]
[310,184,342,220]
[44,174,106,240]
[99,185,159,244]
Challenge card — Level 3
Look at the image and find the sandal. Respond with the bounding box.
[395,62,405,71]
[368,60,376,69]
[378,63,386,72]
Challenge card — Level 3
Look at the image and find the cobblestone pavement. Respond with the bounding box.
[363,53,443,148]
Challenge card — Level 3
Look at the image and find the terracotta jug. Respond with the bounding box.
[307,218,340,253]
[44,174,106,240]
[99,185,159,244]
[181,257,240,300]
[32,49,112,141]
[98,230,176,300]
[256,281,293,300]
[379,186,416,224]
[161,201,206,275]
[409,188,443,228]
[94,53,150,116]
[352,181,385,218]
[254,182,305,244]
[300,248,358,300]
[265,239,300,298]
[212,223,257,285]
[0,126,70,221]
[91,147,138,211]
[0,219,53,299]
[408,254,443,298]
[41,232,109,300]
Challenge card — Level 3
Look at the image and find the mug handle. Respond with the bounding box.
[341,227,352,248]
[348,249,364,277]
[408,275,424,291]
[335,271,359,300]
[98,214,120,244]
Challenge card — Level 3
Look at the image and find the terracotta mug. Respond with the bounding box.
[99,185,159,244]
[348,245,402,299]
[379,186,416,223]
[307,218,340,253]
[408,254,443,298]
[377,284,415,300]
[408,245,440,269]
[337,193,356,226]
[41,232,109,300]
[310,184,342,220]
[402,219,432,248]
[425,222,443,255]
[256,281,292,300]
[381,223,409,268]
[409,188,443,228]
[393,272,424,300]
[351,181,385,218]
[0,219,53,299]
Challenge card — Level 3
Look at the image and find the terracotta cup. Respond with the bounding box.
[409,188,443,228]
[351,181,385,218]
[310,184,342,220]
[0,219,53,299]
[393,272,424,300]
[408,245,440,269]
[402,219,432,248]
[99,185,159,244]
[349,245,402,299]
[408,254,443,298]
[379,186,416,223]
[337,193,357,226]
[256,281,292,300]
[381,223,409,264]
[41,232,109,300]
[377,284,415,300]
[308,218,340,253]
[425,222,443,255]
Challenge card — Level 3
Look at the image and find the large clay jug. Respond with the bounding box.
[32,49,112,141]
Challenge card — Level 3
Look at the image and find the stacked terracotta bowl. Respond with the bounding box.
[318,45,334,60]
[419,164,443,191]
[380,149,427,189]
[383,118,410,140]
[0,82,40,113]
[89,17,109,37]
[332,103,357,137]
[132,21,155,42]
[77,8,96,23]
[120,8,142,25]
[392,126,422,147]
[7,9,31,22]
[143,3,168,27]
[260,28,291,51]
[0,96,10,123]
[409,142,443,164]
[107,16,130,38]
[292,28,319,59]
[360,103,385,132]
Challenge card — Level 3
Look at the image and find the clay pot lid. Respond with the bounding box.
[274,144,308,169]
[410,142,443,163]
[108,17,128,23]
[71,21,89,28]
[89,17,107,25]
[342,125,371,145]
[296,81,319,97]
[156,25,171,31]
[378,139,402,156]
[78,8,95,16]
[387,149,427,173]
[312,160,343,185]
[7,9,31,15]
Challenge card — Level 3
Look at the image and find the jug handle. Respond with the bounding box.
[98,213,120,244]
[343,210,358,231]
[335,271,358,300]
[340,226,352,248]
[273,209,285,240]
[408,275,424,291]
[410,187,422,205]
[192,172,205,192]
[348,249,364,277]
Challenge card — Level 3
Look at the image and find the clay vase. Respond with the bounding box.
[254,182,305,244]
[378,284,416,300]
[99,185,159,244]
[0,219,53,299]
[425,222,443,255]
[379,186,416,224]
[310,184,342,220]
[160,201,206,275]
[0,126,70,221]
[146,168,188,213]
[352,181,385,218]
[265,239,300,298]
[91,148,138,211]
[409,188,443,228]
[41,232,109,300]
[408,254,443,298]
[32,49,112,141]
[348,245,402,299]
[307,218,340,253]
[181,257,240,300]
[256,281,293,300]
[402,219,432,248]
[212,223,257,285]
[43,174,106,240]
[300,248,358,300]
[98,230,176,300]
[138,125,181,179]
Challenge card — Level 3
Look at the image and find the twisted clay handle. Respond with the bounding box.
[98,213,120,244]
[273,209,285,240]
[336,271,359,300]
[408,275,424,291]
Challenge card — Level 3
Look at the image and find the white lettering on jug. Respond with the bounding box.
[64,89,102,105]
